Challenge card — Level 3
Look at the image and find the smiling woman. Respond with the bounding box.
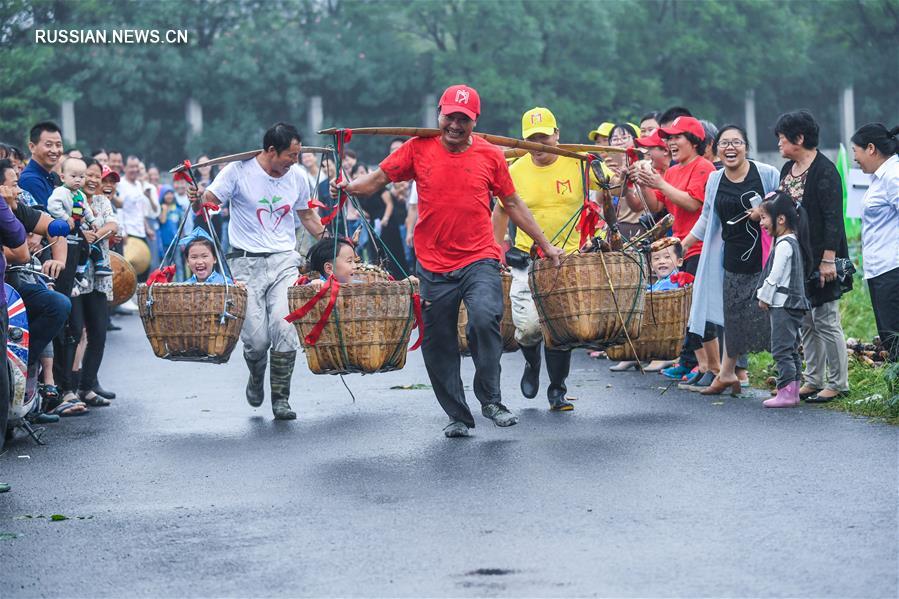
[682,125,783,395]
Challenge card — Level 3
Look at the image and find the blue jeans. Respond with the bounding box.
[16,280,71,367]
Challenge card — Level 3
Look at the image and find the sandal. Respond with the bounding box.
[79,390,111,407]
[48,400,89,417]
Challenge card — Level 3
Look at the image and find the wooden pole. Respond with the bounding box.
[318,127,590,161]
[169,146,331,173]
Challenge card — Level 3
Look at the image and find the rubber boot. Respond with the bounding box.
[545,348,573,411]
[763,380,800,408]
[269,350,297,420]
[520,343,541,399]
[244,349,267,408]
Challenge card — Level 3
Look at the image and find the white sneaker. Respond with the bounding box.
[119,299,139,313]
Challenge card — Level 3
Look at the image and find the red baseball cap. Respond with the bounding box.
[100,165,120,182]
[438,84,480,120]
[659,116,705,140]
[635,131,666,149]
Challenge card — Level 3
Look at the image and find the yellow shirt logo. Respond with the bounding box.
[556,179,572,195]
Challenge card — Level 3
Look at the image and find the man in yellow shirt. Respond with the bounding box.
[492,107,610,411]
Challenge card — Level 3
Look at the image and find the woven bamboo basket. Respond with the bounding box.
[288,280,418,375]
[529,251,645,350]
[137,283,247,363]
[110,251,136,307]
[606,286,693,361]
[350,265,393,284]
[458,271,518,354]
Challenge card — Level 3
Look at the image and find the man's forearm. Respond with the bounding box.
[300,210,325,238]
[345,169,389,197]
[50,237,67,262]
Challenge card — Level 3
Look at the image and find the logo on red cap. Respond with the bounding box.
[439,84,480,120]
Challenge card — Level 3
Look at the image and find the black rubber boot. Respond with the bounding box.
[545,348,573,411]
[520,343,541,399]
[244,349,267,408]
[269,350,297,420]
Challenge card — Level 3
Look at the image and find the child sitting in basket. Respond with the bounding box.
[304,237,418,289]
[179,227,234,284]
[648,237,692,292]
[305,237,357,288]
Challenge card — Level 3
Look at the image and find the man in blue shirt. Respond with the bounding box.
[18,121,64,207]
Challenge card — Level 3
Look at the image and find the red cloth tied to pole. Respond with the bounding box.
[577,154,602,248]
[283,276,340,346]
[146,265,175,286]
[408,292,425,351]
[193,201,220,216]
[320,129,353,226]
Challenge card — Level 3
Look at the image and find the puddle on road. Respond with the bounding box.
[466,568,518,576]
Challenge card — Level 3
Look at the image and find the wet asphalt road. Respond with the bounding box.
[0,314,896,598]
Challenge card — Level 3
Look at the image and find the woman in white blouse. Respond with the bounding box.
[851,123,899,361]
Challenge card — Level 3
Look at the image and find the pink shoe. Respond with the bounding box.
[763,381,800,408]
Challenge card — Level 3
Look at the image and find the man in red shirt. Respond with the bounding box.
[337,84,563,438]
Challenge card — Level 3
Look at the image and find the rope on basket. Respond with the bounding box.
[144,159,237,327]
[283,130,424,376]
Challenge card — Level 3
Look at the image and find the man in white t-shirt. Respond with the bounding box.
[117,156,150,240]
[195,122,325,420]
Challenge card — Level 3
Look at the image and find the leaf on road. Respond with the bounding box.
[0,532,19,540]
[711,402,724,406]
[389,384,432,390]
[50,514,68,521]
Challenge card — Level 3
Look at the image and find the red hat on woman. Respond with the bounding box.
[635,131,667,148]
[659,116,705,140]
[100,165,120,182]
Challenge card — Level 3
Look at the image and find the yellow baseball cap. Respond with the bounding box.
[521,107,557,139]
[588,121,615,141]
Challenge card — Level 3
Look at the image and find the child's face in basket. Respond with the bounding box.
[187,241,216,282]
[324,243,356,283]
[651,246,680,279]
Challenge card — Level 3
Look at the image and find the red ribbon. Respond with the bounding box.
[670,272,695,286]
[293,274,310,286]
[409,292,424,351]
[283,276,340,346]
[146,265,175,286]
[577,155,602,248]
[193,201,220,216]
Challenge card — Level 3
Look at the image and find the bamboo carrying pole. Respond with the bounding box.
[504,144,627,159]
[168,146,332,174]
[318,127,591,162]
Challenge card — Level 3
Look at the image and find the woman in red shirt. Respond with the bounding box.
[629,116,720,389]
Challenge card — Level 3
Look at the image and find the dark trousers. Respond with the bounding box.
[15,280,71,367]
[418,259,504,427]
[770,307,805,388]
[53,291,108,392]
[868,267,899,362]
[678,254,717,369]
